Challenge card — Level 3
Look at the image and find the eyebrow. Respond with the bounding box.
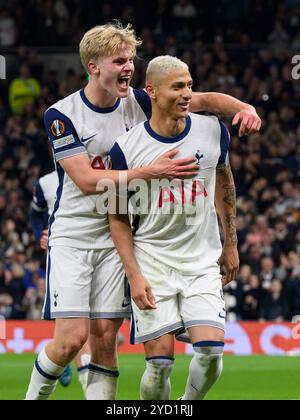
[112,56,134,62]
[170,80,193,87]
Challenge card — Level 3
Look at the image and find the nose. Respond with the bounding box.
[123,61,134,73]
[182,86,192,100]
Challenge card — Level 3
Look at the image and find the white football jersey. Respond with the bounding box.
[44,87,151,249]
[109,114,230,276]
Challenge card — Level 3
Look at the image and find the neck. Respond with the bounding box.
[84,80,118,109]
[150,112,187,138]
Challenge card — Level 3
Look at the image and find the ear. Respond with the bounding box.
[146,83,156,100]
[88,62,100,77]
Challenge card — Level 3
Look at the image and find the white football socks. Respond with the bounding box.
[86,363,119,400]
[25,347,65,400]
[140,357,175,400]
[77,353,91,398]
[182,341,224,400]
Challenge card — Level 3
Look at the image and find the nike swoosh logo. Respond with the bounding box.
[122,302,131,308]
[81,134,97,143]
[219,312,226,319]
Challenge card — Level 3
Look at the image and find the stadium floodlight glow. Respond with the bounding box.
[0,56,6,80]
[0,315,6,339]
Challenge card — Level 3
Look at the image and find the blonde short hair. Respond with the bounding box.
[80,22,142,72]
[146,55,189,83]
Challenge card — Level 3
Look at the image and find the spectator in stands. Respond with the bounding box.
[0,260,8,294]
[172,0,197,19]
[260,257,276,290]
[59,68,82,98]
[225,265,252,320]
[21,275,45,320]
[259,279,289,322]
[0,8,17,47]
[240,274,266,320]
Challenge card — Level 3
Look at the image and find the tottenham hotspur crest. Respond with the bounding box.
[195,151,204,165]
[54,291,59,307]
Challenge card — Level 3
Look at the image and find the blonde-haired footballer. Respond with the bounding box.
[26,22,259,401]
[108,55,239,400]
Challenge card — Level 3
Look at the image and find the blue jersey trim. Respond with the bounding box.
[35,180,47,210]
[30,208,48,242]
[77,365,89,373]
[144,116,191,144]
[193,341,224,348]
[44,108,84,161]
[218,120,231,166]
[109,143,128,170]
[44,247,52,320]
[48,164,64,240]
[80,89,121,113]
[130,305,135,345]
[133,88,152,119]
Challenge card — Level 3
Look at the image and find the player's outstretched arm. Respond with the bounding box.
[190,92,261,136]
[108,211,156,311]
[215,164,240,287]
[59,151,199,196]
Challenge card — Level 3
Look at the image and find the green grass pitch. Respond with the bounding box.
[0,354,299,400]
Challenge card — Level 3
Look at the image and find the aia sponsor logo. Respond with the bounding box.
[158,179,207,208]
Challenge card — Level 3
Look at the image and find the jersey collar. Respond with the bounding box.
[144,116,191,143]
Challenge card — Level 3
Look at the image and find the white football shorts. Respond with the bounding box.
[131,248,225,344]
[42,246,131,320]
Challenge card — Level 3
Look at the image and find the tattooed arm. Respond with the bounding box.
[215,164,240,286]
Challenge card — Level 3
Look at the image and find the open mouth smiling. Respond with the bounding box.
[118,76,131,88]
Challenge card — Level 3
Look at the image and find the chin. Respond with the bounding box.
[119,90,130,98]
[177,112,189,119]
[116,86,130,98]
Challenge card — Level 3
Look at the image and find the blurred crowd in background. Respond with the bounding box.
[0,0,299,321]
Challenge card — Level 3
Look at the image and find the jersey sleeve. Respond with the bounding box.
[109,142,129,170]
[217,120,231,168]
[30,180,48,241]
[44,108,87,162]
[132,89,152,119]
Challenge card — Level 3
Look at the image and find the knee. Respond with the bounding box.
[193,342,224,373]
[146,357,175,378]
[145,339,174,358]
[60,331,88,356]
[94,329,118,351]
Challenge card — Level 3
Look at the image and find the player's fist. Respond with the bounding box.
[232,106,262,137]
[219,244,240,287]
[129,275,156,311]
